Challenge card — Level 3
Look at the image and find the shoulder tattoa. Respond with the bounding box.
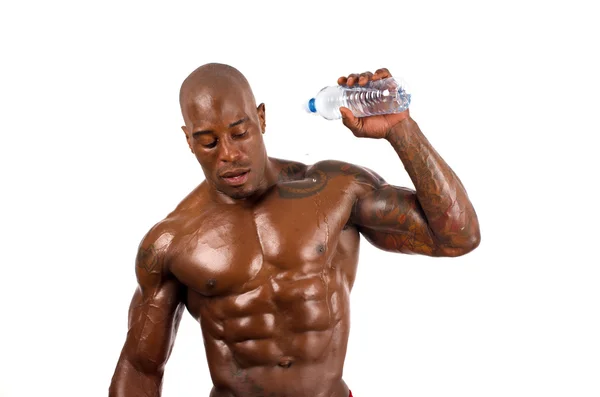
[277,169,328,199]
[313,160,382,188]
[276,160,383,199]
[135,221,176,275]
[137,244,160,274]
[275,159,308,182]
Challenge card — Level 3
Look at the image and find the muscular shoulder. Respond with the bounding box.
[133,183,212,287]
[135,217,178,280]
[308,159,388,191]
[269,157,309,182]
[169,182,207,214]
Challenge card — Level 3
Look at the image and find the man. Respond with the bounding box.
[109,63,480,397]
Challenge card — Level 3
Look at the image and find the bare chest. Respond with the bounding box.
[169,183,357,296]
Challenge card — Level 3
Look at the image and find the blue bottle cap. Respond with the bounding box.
[308,98,316,113]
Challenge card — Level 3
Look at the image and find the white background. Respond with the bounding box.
[1,1,599,396]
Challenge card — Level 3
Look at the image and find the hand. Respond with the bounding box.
[337,68,410,139]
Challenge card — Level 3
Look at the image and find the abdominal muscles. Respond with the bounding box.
[194,267,349,372]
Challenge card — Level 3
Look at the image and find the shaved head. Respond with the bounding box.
[178,63,270,201]
[179,63,257,123]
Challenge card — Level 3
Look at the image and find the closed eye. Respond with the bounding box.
[191,132,218,148]
[233,131,247,139]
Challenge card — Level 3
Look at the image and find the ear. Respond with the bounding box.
[181,126,194,153]
[257,103,266,134]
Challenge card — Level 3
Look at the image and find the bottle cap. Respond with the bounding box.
[303,98,317,114]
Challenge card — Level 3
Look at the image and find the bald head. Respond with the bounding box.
[177,63,269,201]
[179,63,257,120]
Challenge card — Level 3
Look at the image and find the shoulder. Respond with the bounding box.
[169,182,209,214]
[135,217,178,278]
[308,159,388,189]
[138,183,206,259]
[140,184,211,263]
[269,157,309,182]
[133,185,210,284]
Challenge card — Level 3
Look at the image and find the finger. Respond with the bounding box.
[337,76,348,86]
[340,107,361,132]
[346,73,360,87]
[372,68,392,81]
[358,71,374,86]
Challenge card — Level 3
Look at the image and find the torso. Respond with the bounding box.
[164,158,371,397]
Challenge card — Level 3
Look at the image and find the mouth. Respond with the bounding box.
[220,169,250,186]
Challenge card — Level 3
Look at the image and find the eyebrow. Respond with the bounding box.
[193,117,249,136]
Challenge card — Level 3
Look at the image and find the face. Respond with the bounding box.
[182,90,268,200]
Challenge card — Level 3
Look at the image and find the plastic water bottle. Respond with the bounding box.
[304,76,411,120]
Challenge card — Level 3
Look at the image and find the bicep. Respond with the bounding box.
[121,232,184,373]
[352,185,443,256]
[123,278,184,373]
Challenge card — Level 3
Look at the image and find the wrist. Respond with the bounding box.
[385,114,413,141]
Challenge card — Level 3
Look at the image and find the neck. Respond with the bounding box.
[211,157,279,205]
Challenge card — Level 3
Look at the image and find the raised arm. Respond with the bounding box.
[109,223,185,397]
[352,178,479,257]
[347,114,480,257]
[337,68,480,257]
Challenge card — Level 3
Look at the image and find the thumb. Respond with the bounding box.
[340,107,361,132]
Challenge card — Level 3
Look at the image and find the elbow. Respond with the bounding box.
[439,229,481,257]
[460,230,481,255]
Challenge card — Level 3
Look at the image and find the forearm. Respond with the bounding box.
[109,356,163,397]
[385,117,480,248]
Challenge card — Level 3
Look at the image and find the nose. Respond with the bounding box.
[218,138,243,163]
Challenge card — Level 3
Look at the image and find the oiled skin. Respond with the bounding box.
[112,159,376,397]
[109,64,481,397]
[178,159,365,397]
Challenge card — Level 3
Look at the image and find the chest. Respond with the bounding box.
[170,185,356,296]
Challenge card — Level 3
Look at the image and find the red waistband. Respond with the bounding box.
[349,391,353,397]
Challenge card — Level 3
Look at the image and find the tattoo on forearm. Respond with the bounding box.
[385,122,479,246]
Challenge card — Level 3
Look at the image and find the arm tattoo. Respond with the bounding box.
[136,244,159,274]
[354,185,439,255]
[382,119,480,250]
